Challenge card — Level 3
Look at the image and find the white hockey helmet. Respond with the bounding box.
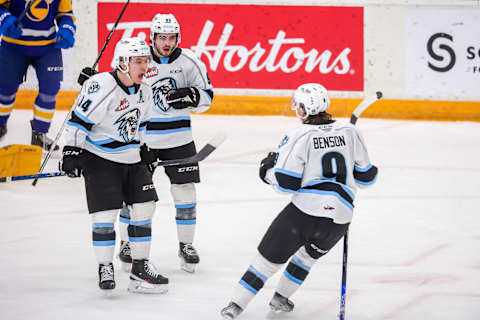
[113,37,151,73]
[150,13,181,44]
[291,83,330,119]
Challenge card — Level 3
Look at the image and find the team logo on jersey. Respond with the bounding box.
[87,81,100,94]
[115,98,130,112]
[278,135,289,148]
[114,108,140,142]
[152,77,177,112]
[27,0,54,22]
[323,204,335,210]
[145,67,159,79]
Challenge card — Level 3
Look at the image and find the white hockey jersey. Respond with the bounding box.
[264,120,378,224]
[64,72,152,164]
[142,47,213,149]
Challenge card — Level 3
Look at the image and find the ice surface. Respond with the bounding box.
[1,110,479,319]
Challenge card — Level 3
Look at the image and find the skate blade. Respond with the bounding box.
[180,261,197,273]
[269,304,293,313]
[128,280,168,294]
[101,289,115,297]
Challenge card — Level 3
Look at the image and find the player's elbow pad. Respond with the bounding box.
[353,165,378,187]
[275,172,302,192]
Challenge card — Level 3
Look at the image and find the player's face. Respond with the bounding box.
[128,56,150,84]
[153,33,178,57]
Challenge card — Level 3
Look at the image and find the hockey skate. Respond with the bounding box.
[178,242,200,273]
[220,301,243,319]
[30,120,59,151]
[0,125,6,139]
[98,263,115,291]
[269,292,294,313]
[128,259,168,294]
[118,240,132,272]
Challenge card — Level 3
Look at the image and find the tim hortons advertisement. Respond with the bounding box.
[97,3,364,91]
[406,8,480,99]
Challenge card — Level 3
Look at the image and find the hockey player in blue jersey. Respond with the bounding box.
[221,83,378,319]
[0,0,76,150]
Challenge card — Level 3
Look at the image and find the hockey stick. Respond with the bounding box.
[92,0,130,70]
[339,91,382,320]
[5,132,226,183]
[32,0,130,187]
[17,0,34,24]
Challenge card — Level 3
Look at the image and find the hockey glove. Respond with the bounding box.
[54,23,75,49]
[60,146,83,178]
[259,152,278,184]
[77,67,98,86]
[0,14,22,39]
[166,87,200,109]
[140,144,157,173]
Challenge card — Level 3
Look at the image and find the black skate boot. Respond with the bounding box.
[220,301,243,319]
[128,259,168,294]
[118,240,132,272]
[98,263,115,290]
[0,125,6,139]
[269,292,294,313]
[179,242,200,273]
[30,120,59,151]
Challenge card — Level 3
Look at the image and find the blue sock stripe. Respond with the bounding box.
[129,236,151,242]
[130,219,152,226]
[292,255,311,271]
[92,240,115,246]
[239,279,258,294]
[248,265,268,282]
[175,203,197,209]
[176,219,196,225]
[119,216,130,224]
[283,270,303,285]
[92,222,114,228]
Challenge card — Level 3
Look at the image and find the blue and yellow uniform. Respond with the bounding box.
[0,0,76,142]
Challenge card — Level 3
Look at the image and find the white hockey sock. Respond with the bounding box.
[171,183,197,244]
[128,201,155,260]
[175,205,196,244]
[275,247,316,298]
[91,210,117,264]
[119,203,130,242]
[232,253,282,310]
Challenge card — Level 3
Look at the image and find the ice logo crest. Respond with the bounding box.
[278,135,289,148]
[152,78,176,112]
[114,108,140,142]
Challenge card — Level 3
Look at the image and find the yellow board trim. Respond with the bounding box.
[10,89,480,122]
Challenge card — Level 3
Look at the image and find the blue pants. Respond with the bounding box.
[0,45,63,133]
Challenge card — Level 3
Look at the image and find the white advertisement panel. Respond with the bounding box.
[406,8,480,100]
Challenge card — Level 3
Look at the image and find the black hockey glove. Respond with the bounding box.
[140,144,157,173]
[259,152,278,184]
[166,87,200,109]
[60,146,83,178]
[77,67,98,86]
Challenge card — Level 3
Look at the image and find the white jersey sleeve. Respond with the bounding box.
[181,48,213,113]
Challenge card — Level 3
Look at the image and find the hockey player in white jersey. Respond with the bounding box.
[60,37,168,294]
[118,13,214,274]
[220,83,378,319]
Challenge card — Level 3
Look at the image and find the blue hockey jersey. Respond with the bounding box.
[0,0,75,55]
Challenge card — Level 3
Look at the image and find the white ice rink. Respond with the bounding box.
[1,110,479,320]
